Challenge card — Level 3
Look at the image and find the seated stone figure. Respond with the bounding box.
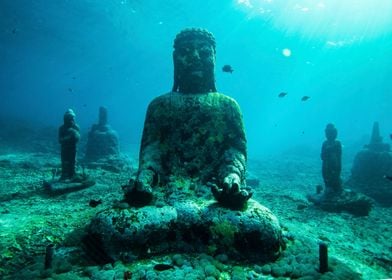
[124,28,252,209]
[308,124,372,216]
[347,122,392,206]
[85,28,283,264]
[85,106,119,161]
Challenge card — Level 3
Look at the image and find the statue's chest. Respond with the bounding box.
[168,98,224,133]
[155,96,228,149]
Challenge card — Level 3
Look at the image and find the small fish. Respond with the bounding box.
[153,264,175,271]
[390,134,392,140]
[68,88,73,93]
[278,92,287,98]
[384,175,392,181]
[89,199,102,207]
[301,96,310,101]
[222,64,234,73]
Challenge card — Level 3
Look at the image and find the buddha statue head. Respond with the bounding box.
[325,123,337,141]
[172,28,217,94]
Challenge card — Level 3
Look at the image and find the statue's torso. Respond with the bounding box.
[142,92,244,181]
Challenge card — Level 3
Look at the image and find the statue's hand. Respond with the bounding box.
[222,173,241,193]
[66,128,80,142]
[211,173,253,210]
[123,169,155,206]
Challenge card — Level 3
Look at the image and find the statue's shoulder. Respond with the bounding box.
[146,92,173,109]
[210,92,241,109]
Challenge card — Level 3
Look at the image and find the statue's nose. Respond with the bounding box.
[190,50,200,59]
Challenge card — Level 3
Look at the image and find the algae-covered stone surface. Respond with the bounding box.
[87,199,283,262]
[139,91,247,185]
[0,151,391,279]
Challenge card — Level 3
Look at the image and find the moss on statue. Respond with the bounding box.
[124,28,251,209]
[140,92,246,184]
[209,220,238,247]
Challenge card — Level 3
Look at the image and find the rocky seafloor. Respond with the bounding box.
[0,147,391,279]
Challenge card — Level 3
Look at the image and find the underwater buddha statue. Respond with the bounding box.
[307,123,373,216]
[85,106,120,161]
[124,28,252,209]
[321,123,342,195]
[58,109,80,180]
[86,29,283,263]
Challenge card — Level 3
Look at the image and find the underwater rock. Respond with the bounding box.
[347,122,392,206]
[86,199,284,263]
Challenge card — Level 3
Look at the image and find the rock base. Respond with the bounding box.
[85,199,284,264]
[43,176,95,195]
[307,190,373,216]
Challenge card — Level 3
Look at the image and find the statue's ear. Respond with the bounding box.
[172,67,178,92]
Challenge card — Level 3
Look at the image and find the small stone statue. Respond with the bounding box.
[85,106,120,161]
[308,123,372,216]
[321,123,342,195]
[43,109,95,194]
[58,109,80,180]
[124,28,252,209]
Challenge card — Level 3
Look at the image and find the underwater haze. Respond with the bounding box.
[1,0,391,157]
[2,1,392,279]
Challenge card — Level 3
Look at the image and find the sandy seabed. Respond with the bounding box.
[0,149,391,279]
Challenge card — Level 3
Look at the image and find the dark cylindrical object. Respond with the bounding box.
[45,244,54,269]
[319,242,328,273]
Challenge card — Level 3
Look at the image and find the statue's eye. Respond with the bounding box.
[177,48,191,56]
[199,47,211,58]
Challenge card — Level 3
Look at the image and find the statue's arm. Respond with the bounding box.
[123,99,164,206]
[58,125,80,144]
[136,100,163,187]
[212,98,252,209]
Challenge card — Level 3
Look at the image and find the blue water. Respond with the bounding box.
[1,0,391,157]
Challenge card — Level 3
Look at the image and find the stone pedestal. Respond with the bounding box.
[307,190,373,216]
[84,199,284,264]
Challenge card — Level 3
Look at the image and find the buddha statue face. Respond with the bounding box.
[172,28,217,93]
[325,123,337,141]
[63,109,76,127]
